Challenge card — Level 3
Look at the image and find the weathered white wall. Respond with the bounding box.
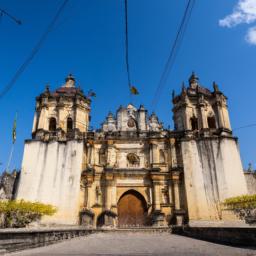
[16,140,84,225]
[181,137,248,221]
[244,173,256,195]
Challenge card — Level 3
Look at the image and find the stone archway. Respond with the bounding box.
[117,190,147,227]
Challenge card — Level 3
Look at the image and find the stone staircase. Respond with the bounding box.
[111,227,171,233]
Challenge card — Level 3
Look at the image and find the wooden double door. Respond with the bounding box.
[117,190,147,227]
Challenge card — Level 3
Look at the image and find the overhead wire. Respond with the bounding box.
[0,0,69,99]
[124,0,132,100]
[233,123,256,131]
[0,8,22,25]
[151,0,195,109]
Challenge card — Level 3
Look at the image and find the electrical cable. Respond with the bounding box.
[0,8,22,25]
[0,0,69,99]
[151,0,195,109]
[233,123,256,131]
[124,0,135,101]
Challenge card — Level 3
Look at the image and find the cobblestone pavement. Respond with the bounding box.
[8,232,256,256]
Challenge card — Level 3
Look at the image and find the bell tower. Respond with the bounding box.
[172,72,247,222]
[32,74,91,139]
[172,72,231,135]
[16,75,92,225]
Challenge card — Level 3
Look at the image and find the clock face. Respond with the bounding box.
[127,118,135,128]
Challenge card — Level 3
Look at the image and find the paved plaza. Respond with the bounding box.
[8,232,256,256]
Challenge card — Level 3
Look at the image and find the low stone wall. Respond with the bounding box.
[172,226,256,247]
[0,227,96,253]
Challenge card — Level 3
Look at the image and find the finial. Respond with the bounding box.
[213,81,219,92]
[65,74,75,82]
[64,74,75,88]
[45,84,50,94]
[181,82,187,95]
[189,71,199,88]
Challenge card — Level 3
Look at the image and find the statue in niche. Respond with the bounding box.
[161,187,169,204]
[107,147,117,167]
[95,186,101,205]
[99,148,106,165]
[127,153,140,167]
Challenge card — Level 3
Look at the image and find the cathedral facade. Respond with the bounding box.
[16,73,248,227]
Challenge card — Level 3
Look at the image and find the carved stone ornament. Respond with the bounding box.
[127,118,136,128]
[127,153,140,165]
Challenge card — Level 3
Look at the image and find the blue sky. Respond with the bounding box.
[0,0,255,171]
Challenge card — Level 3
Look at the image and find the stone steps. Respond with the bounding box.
[105,227,171,233]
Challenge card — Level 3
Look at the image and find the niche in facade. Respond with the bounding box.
[207,116,216,129]
[190,117,198,131]
[49,117,57,131]
[127,153,140,167]
[159,149,166,163]
[99,148,107,165]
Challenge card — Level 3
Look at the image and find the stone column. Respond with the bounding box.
[151,176,166,227]
[199,105,207,129]
[32,112,38,133]
[86,185,92,209]
[150,144,158,166]
[105,174,114,210]
[168,180,174,205]
[87,145,92,165]
[183,108,190,130]
[111,185,117,208]
[84,175,94,209]
[153,181,161,210]
[149,187,153,205]
[38,108,46,130]
[216,103,224,128]
[94,148,99,165]
[173,180,181,210]
[170,138,177,168]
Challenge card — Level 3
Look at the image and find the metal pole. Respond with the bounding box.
[6,143,14,172]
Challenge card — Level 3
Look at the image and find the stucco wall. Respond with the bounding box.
[181,137,248,221]
[244,172,256,195]
[16,140,84,225]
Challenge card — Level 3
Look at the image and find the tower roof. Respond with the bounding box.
[37,74,87,100]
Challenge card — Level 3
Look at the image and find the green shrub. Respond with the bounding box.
[223,194,256,210]
[0,200,57,228]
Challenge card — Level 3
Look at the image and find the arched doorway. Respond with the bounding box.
[117,190,147,227]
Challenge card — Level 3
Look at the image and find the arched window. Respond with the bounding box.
[67,117,73,132]
[49,117,56,131]
[207,116,216,129]
[190,117,198,131]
